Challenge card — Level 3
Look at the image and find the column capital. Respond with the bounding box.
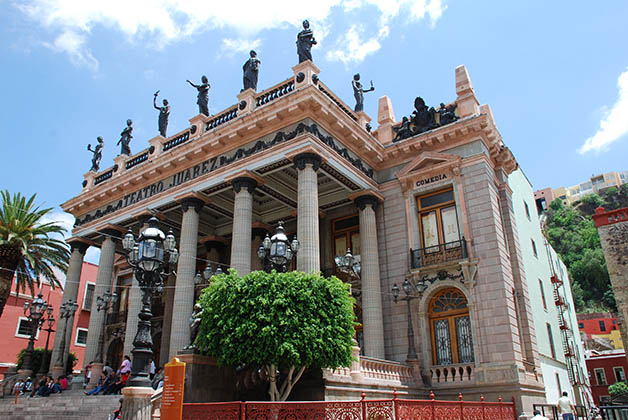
[69,241,90,255]
[354,194,380,212]
[232,177,258,194]
[293,152,322,172]
[180,197,204,213]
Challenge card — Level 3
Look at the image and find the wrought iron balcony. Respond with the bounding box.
[410,238,468,269]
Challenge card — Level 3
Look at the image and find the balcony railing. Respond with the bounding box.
[411,238,468,269]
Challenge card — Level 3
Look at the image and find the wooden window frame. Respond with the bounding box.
[416,187,459,250]
[331,214,360,259]
[428,288,471,365]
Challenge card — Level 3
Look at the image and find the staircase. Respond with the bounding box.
[0,391,121,420]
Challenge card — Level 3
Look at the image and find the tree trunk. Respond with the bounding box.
[265,364,307,402]
[0,258,17,318]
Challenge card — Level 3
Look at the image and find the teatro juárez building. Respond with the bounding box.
[52,53,589,410]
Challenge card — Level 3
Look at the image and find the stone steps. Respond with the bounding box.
[0,392,121,420]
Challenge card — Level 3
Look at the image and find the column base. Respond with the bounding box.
[121,386,154,420]
[17,369,33,380]
[51,365,65,380]
[176,352,237,403]
[88,362,104,390]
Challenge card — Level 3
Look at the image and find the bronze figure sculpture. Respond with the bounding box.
[296,20,317,63]
[87,136,104,172]
[187,76,210,116]
[153,90,170,137]
[117,119,133,156]
[243,50,261,91]
[352,73,374,112]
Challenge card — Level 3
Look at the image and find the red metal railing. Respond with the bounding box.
[181,391,516,420]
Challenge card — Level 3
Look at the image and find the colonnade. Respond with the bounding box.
[53,152,387,377]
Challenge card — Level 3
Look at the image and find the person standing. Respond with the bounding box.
[557,391,576,420]
[120,355,131,375]
[149,359,156,380]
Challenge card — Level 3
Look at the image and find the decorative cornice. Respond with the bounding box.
[293,152,322,172]
[68,240,90,255]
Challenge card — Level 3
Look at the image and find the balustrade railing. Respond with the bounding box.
[93,167,116,185]
[411,238,468,269]
[360,357,414,382]
[533,403,587,420]
[162,130,191,152]
[125,148,151,170]
[317,81,358,122]
[206,107,238,132]
[430,363,474,384]
[256,78,295,107]
[181,393,516,420]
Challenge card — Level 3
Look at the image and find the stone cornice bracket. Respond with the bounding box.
[231,177,258,194]
[293,152,322,172]
[459,259,479,289]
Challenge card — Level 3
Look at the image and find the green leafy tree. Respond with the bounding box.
[16,348,77,376]
[0,191,70,317]
[195,270,356,401]
[609,381,628,396]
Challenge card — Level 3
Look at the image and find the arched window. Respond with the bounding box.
[429,288,474,366]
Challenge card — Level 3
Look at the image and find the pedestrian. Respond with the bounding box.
[13,379,23,396]
[557,391,576,420]
[531,409,550,420]
[120,355,131,375]
[151,367,163,390]
[59,375,68,390]
[85,361,93,388]
[149,359,155,380]
[85,372,107,396]
[24,377,33,394]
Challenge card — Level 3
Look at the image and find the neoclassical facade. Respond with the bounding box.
[55,60,586,410]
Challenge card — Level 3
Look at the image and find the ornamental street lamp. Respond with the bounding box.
[37,309,55,377]
[54,300,78,375]
[334,248,361,278]
[391,278,429,361]
[95,290,118,364]
[21,294,49,375]
[257,221,299,272]
[122,216,179,388]
[194,264,223,289]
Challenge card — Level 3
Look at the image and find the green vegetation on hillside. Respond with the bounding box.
[544,185,628,313]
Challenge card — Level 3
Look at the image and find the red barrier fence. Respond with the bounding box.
[182,392,517,420]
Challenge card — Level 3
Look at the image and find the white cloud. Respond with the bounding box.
[15,0,447,69]
[42,29,98,71]
[579,68,628,154]
[39,208,101,264]
[219,38,262,58]
[84,246,101,265]
[326,24,384,64]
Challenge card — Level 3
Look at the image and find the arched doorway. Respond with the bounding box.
[106,338,124,371]
[428,288,474,366]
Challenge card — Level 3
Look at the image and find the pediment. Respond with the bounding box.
[397,152,461,178]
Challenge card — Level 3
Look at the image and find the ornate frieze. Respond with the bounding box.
[74,122,374,228]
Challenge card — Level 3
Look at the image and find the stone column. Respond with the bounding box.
[158,274,175,368]
[169,198,203,357]
[124,218,151,360]
[294,153,321,273]
[230,177,257,276]
[49,241,88,376]
[85,233,117,386]
[355,195,385,359]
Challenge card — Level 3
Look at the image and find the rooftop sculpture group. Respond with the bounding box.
[83,20,455,175]
[393,97,459,142]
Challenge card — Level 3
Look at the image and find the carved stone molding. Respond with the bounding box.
[232,177,258,194]
[69,241,90,255]
[293,152,322,172]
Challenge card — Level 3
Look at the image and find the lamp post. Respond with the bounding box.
[37,308,55,377]
[19,294,49,378]
[334,248,361,278]
[256,221,299,272]
[122,216,178,388]
[95,290,118,365]
[53,300,78,378]
[391,278,429,361]
[194,264,223,294]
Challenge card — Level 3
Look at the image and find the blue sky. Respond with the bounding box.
[1,0,628,263]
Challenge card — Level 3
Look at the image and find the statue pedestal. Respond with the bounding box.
[121,386,154,420]
[176,352,236,403]
[356,111,371,132]
[292,60,321,88]
[237,88,256,116]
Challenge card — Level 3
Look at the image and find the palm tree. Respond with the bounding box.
[0,191,70,317]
